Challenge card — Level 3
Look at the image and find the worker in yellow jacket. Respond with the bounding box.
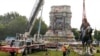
[65,44,70,56]
[62,44,67,56]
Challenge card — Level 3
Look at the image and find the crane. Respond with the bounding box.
[0,0,45,56]
[24,0,44,37]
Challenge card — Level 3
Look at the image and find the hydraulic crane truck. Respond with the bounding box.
[0,0,46,56]
[23,0,46,54]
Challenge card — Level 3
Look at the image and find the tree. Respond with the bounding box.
[94,29,100,46]
[72,28,80,40]
[40,19,48,35]
[0,24,6,39]
[0,12,48,39]
[6,16,27,36]
[94,29,100,41]
[30,18,48,36]
[0,12,28,39]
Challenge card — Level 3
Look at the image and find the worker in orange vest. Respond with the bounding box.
[62,44,67,56]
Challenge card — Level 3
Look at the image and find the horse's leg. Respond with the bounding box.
[82,42,84,50]
[89,42,93,54]
[84,42,87,53]
[82,42,86,54]
[86,42,89,53]
[86,40,91,54]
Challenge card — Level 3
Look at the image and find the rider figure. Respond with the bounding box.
[80,18,93,53]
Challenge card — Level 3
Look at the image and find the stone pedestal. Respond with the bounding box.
[45,5,75,42]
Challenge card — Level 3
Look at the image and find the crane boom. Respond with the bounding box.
[26,0,44,35]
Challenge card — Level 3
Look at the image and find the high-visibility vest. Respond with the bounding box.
[62,45,66,52]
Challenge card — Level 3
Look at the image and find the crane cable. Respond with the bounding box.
[37,1,44,41]
[37,2,51,56]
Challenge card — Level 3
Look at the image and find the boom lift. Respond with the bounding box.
[26,0,44,35]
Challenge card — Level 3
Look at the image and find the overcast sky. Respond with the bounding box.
[0,0,100,30]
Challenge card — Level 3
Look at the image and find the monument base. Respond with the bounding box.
[44,30,75,42]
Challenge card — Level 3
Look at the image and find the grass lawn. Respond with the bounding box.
[0,50,79,56]
[94,47,100,56]
[29,50,79,56]
[0,47,100,56]
[0,52,9,56]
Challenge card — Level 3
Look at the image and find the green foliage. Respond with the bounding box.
[6,16,27,36]
[0,50,79,56]
[94,29,100,46]
[0,12,48,39]
[0,24,6,39]
[40,19,48,35]
[72,28,80,40]
[31,18,48,36]
[94,29,100,41]
[0,12,27,39]
[0,24,5,30]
